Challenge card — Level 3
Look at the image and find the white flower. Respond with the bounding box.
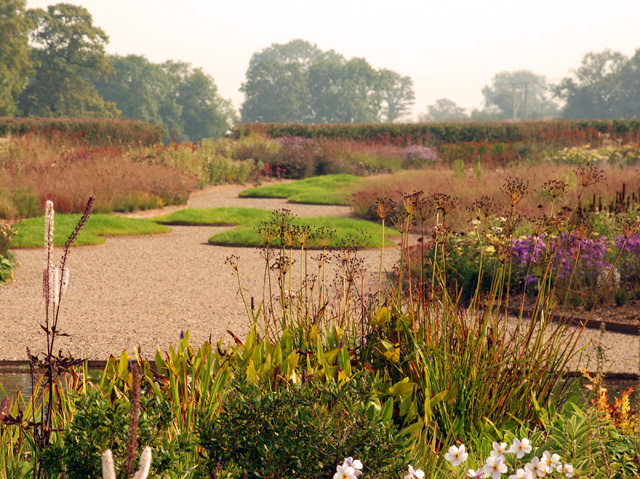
[445,444,469,466]
[541,451,561,473]
[556,463,574,477]
[493,442,508,457]
[525,457,546,477]
[405,465,425,479]
[509,438,532,459]
[483,455,508,479]
[509,468,534,479]
[132,447,152,479]
[334,464,357,479]
[102,450,115,479]
[341,457,362,477]
[467,467,483,478]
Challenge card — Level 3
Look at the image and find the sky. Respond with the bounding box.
[26,0,640,120]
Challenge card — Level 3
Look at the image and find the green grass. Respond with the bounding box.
[11,214,172,248]
[152,207,271,225]
[239,174,362,205]
[208,216,400,248]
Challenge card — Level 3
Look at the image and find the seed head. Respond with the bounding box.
[501,177,529,207]
[574,164,605,188]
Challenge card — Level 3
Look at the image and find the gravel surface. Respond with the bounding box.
[1,184,637,374]
[0,185,399,361]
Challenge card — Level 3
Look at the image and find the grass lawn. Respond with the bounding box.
[239,174,362,205]
[152,207,271,225]
[11,214,172,248]
[208,216,400,248]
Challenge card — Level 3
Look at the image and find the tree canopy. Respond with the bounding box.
[481,70,559,120]
[553,48,638,119]
[18,3,118,118]
[240,39,415,124]
[0,0,31,116]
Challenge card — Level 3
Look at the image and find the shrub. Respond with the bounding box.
[197,376,409,479]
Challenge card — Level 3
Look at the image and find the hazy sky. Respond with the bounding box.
[26,0,640,119]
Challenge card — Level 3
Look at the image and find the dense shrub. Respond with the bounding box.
[0,117,162,147]
[197,376,409,479]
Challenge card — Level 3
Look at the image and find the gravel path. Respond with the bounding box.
[1,184,637,374]
[0,185,399,361]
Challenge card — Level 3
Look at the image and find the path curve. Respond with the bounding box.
[0,185,400,360]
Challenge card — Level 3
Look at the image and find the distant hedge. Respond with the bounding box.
[0,118,163,147]
[233,120,640,146]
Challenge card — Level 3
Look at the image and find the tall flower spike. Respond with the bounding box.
[101,450,116,479]
[132,447,152,479]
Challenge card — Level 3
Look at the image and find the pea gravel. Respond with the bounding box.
[0,185,636,374]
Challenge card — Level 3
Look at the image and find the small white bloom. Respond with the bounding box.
[334,464,357,479]
[525,457,546,477]
[405,465,425,479]
[556,463,573,477]
[509,468,534,479]
[509,438,533,459]
[467,467,483,478]
[541,451,560,473]
[444,444,468,466]
[483,455,508,479]
[341,457,362,477]
[493,442,508,457]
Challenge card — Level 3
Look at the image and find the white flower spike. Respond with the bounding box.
[444,444,469,466]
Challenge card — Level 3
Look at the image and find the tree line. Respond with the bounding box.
[0,1,233,142]
[1,1,639,141]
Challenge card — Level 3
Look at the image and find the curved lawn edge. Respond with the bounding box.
[152,207,271,226]
[207,216,400,249]
[10,214,172,248]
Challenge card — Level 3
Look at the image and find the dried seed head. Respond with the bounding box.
[431,193,459,217]
[225,255,239,271]
[618,216,640,239]
[374,197,394,220]
[467,196,501,221]
[501,177,529,207]
[402,190,422,215]
[574,164,605,188]
[541,179,568,199]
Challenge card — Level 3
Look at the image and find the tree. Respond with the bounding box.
[240,59,312,123]
[419,98,468,122]
[482,70,558,120]
[308,57,382,123]
[240,39,341,123]
[18,3,117,118]
[554,49,629,119]
[95,55,167,125]
[0,0,31,116]
[379,69,415,122]
[172,66,234,141]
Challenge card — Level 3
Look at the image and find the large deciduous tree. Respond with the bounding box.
[379,69,415,122]
[554,49,629,119]
[240,39,414,124]
[419,98,468,122]
[0,0,31,116]
[18,2,117,118]
[482,70,558,120]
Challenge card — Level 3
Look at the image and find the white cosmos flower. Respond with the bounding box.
[509,468,534,479]
[509,438,533,459]
[334,464,357,479]
[541,451,561,473]
[444,444,469,466]
[483,455,508,479]
[404,465,425,479]
[341,457,362,477]
[525,457,546,477]
[467,467,483,478]
[493,442,508,457]
[557,463,574,477]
